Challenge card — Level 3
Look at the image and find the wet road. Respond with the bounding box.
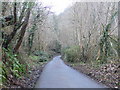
[35,56,107,88]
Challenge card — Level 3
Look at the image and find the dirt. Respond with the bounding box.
[65,60,120,88]
[5,64,45,88]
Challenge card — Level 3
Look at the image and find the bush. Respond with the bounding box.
[54,41,61,53]
[48,40,61,54]
[2,48,26,84]
[33,50,49,62]
[38,56,48,62]
[62,46,81,62]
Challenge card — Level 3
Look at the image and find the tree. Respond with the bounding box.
[2,2,27,50]
[14,3,34,52]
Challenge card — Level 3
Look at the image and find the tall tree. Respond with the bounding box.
[2,2,27,49]
[14,3,34,52]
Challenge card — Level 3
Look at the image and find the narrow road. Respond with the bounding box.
[35,56,107,88]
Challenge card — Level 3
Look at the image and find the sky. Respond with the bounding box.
[39,0,119,15]
[1,0,119,15]
[40,0,73,15]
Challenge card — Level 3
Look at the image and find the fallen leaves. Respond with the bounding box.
[66,60,120,88]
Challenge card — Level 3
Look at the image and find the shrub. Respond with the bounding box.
[54,41,61,53]
[33,50,49,62]
[62,46,81,62]
[48,40,61,54]
[2,48,26,84]
[33,51,49,57]
[38,56,48,62]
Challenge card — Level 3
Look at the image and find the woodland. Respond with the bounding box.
[0,1,119,88]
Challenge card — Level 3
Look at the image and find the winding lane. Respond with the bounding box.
[35,56,107,88]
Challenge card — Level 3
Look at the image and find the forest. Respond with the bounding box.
[0,1,119,88]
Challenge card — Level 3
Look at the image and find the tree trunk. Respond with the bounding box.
[118,2,120,58]
[14,9,31,53]
[2,3,17,49]
[2,3,26,49]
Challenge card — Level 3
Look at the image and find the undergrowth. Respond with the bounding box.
[1,48,50,88]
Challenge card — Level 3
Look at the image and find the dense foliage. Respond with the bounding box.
[0,2,51,87]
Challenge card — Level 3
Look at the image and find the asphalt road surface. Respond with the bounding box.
[35,56,107,88]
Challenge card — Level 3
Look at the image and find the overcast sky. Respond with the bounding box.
[40,0,73,15]
[1,0,119,15]
[39,0,119,15]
